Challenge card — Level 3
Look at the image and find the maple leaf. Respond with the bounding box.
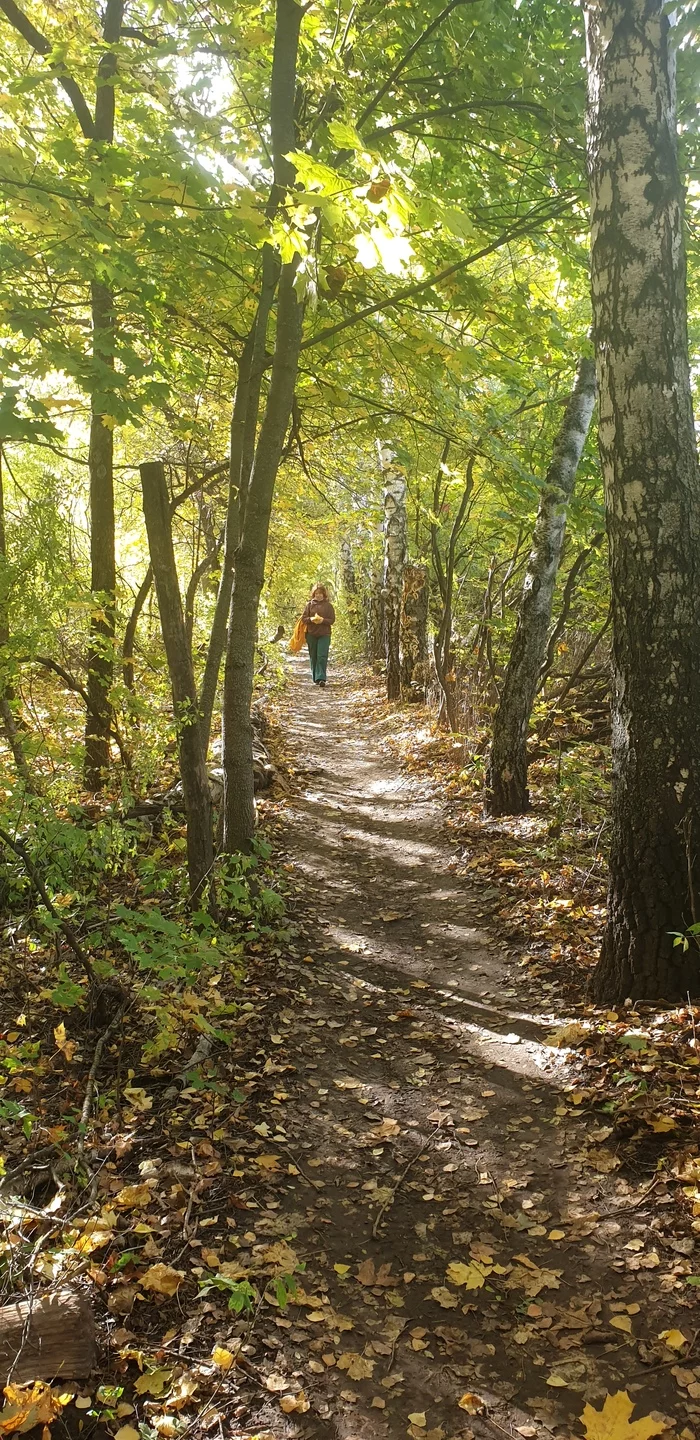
[580,1392,665,1440]
[446,1260,492,1290]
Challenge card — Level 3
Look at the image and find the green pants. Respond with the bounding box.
[307,634,330,684]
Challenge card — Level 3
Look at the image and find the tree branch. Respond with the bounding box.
[357,0,482,130]
[0,0,95,137]
[300,196,575,352]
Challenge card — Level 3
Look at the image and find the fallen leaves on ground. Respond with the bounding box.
[580,1392,665,1440]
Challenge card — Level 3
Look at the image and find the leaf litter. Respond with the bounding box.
[0,667,698,1440]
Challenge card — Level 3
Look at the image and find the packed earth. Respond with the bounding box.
[4,662,691,1440]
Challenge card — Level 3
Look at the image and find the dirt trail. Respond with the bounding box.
[235,661,695,1440]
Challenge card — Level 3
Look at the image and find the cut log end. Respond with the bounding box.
[0,1289,97,1385]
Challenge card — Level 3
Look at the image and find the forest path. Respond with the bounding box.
[237,660,689,1440]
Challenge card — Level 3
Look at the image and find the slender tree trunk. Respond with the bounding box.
[222,263,302,851]
[367,566,384,663]
[0,448,33,790]
[122,565,153,693]
[221,0,304,853]
[139,462,213,903]
[199,255,278,755]
[83,0,124,790]
[485,358,596,815]
[379,442,407,701]
[340,540,357,595]
[431,451,474,731]
[84,281,117,790]
[584,0,700,1001]
[400,563,429,691]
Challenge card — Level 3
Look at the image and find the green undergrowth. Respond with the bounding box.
[0,789,292,1166]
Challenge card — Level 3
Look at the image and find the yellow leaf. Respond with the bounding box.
[580,1391,665,1440]
[122,1086,152,1113]
[408,1415,426,1427]
[547,1375,568,1387]
[134,1370,171,1397]
[458,1393,485,1414]
[114,1428,140,1440]
[53,1022,77,1061]
[279,1392,310,1414]
[379,911,403,922]
[649,1115,676,1133]
[211,1347,234,1371]
[140,1264,184,1296]
[255,1154,281,1172]
[0,1382,63,1435]
[337,1353,375,1380]
[114,1184,153,1209]
[430,1286,459,1309]
[658,1329,687,1350]
[446,1261,491,1290]
[610,1315,632,1334]
[334,1264,351,1276]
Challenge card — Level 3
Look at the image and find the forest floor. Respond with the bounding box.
[3,659,699,1440]
[222,659,699,1440]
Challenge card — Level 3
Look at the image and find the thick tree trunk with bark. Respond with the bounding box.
[139,462,213,903]
[400,563,429,692]
[379,443,407,701]
[585,0,700,1001]
[485,358,596,815]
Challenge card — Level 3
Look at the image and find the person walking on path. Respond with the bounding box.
[301,584,336,687]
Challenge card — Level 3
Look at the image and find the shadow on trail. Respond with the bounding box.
[230,660,687,1440]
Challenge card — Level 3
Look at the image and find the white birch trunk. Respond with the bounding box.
[378,441,407,701]
[486,358,596,815]
[585,0,700,1001]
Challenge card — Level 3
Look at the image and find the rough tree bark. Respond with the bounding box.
[139,462,213,903]
[400,563,429,692]
[0,447,33,789]
[0,1,124,791]
[340,540,357,596]
[378,442,407,701]
[485,358,596,815]
[584,0,700,1001]
[222,0,304,852]
[84,0,124,790]
[431,449,474,731]
[367,567,384,663]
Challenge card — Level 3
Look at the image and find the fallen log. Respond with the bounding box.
[0,1289,97,1385]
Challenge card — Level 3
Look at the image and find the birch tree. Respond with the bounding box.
[486,358,596,815]
[378,442,407,701]
[584,0,700,1001]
